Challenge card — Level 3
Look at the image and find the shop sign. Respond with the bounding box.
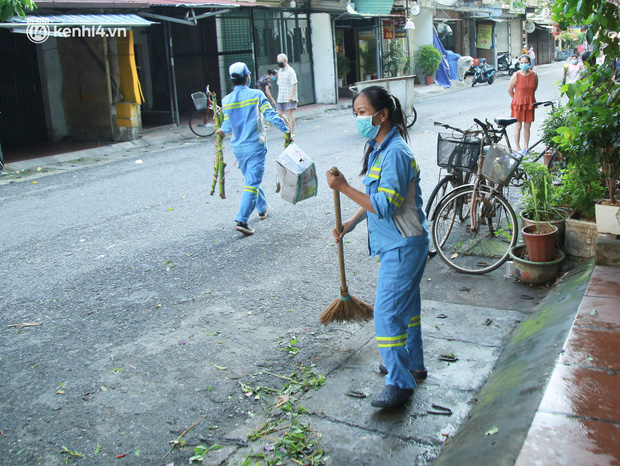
[477,23,493,49]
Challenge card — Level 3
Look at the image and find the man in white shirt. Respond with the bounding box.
[276,53,298,136]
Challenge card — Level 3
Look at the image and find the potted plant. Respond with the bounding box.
[383,40,407,78]
[519,162,566,246]
[555,162,604,257]
[519,162,561,262]
[337,54,352,87]
[539,104,570,168]
[552,0,620,245]
[596,143,620,235]
[359,41,377,81]
[414,45,442,85]
[509,245,566,285]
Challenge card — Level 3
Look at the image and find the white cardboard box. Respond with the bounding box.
[276,143,318,205]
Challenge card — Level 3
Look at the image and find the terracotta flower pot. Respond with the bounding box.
[425,76,434,85]
[521,224,559,262]
[520,210,566,247]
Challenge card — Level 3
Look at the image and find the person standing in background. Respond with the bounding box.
[507,54,538,152]
[565,54,584,83]
[256,69,278,109]
[276,53,298,137]
[215,62,290,236]
[528,46,536,68]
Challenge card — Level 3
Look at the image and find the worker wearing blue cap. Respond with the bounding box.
[216,62,291,236]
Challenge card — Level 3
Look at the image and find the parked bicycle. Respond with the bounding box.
[425,123,481,255]
[189,86,217,137]
[429,119,524,274]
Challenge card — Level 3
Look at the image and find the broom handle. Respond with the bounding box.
[331,167,348,293]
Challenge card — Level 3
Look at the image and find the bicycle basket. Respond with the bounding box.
[191,92,208,111]
[436,133,481,172]
[481,144,523,185]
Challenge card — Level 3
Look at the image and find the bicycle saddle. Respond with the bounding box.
[494,118,517,128]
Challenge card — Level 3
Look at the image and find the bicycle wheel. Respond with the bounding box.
[190,109,216,137]
[432,185,518,274]
[426,176,455,256]
[406,106,417,128]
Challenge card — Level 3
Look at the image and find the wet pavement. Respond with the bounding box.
[515,265,620,465]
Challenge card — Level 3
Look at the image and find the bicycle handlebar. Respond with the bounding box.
[433,121,482,135]
[532,100,558,109]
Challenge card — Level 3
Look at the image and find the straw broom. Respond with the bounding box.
[320,167,374,325]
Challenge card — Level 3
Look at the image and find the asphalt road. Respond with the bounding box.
[0,63,566,465]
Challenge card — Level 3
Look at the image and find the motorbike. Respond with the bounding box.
[471,58,496,87]
[507,56,520,75]
[497,52,510,71]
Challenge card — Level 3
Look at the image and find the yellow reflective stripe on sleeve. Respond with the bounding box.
[370,166,381,172]
[244,186,259,194]
[259,103,272,112]
[376,333,407,347]
[223,98,259,110]
[378,187,404,207]
[410,160,419,176]
[368,173,380,179]
[408,315,421,327]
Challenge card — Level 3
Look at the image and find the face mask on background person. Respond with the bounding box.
[571,59,578,65]
[271,75,277,81]
[277,62,285,68]
[355,111,381,139]
[520,63,531,71]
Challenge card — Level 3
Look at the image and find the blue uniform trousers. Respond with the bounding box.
[375,242,428,389]
[234,147,268,224]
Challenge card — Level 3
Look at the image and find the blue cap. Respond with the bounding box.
[229,62,250,79]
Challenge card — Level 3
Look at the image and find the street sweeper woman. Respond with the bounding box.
[216,62,290,236]
[326,86,429,409]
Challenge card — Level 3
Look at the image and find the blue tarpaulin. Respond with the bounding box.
[432,27,452,88]
[445,50,461,81]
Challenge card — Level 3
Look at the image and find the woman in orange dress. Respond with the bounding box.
[507,54,538,152]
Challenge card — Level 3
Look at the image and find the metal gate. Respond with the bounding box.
[0,30,48,148]
[218,11,254,96]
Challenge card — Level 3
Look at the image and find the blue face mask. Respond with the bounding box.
[571,59,578,65]
[520,64,531,71]
[355,111,381,139]
[271,76,277,82]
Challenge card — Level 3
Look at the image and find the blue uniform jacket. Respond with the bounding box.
[363,126,429,256]
[220,85,289,153]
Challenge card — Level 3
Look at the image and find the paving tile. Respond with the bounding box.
[559,327,620,371]
[575,296,620,330]
[585,266,620,299]
[539,365,620,422]
[515,412,620,466]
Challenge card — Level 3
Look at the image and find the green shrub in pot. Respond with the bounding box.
[414,45,442,78]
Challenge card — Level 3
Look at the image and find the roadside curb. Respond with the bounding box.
[434,259,594,466]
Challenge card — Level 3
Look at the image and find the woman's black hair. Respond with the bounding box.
[353,85,410,175]
[267,68,277,75]
[519,54,531,64]
[232,75,249,86]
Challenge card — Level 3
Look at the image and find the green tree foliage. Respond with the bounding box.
[551,0,620,207]
[1,0,37,22]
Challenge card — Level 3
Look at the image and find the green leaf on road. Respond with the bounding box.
[485,426,499,436]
